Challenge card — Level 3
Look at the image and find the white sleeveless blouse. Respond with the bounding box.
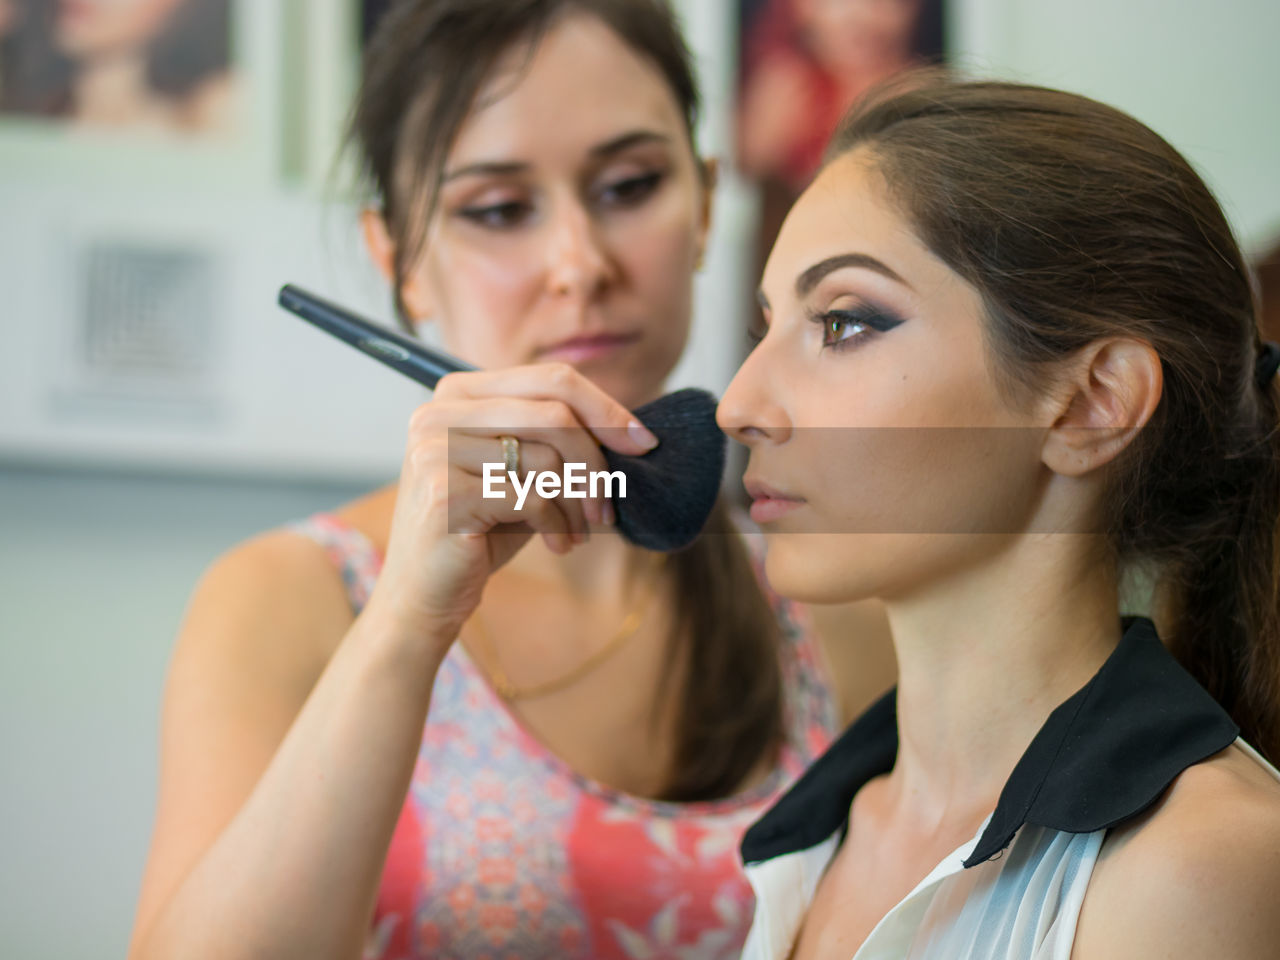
[738,617,1280,960]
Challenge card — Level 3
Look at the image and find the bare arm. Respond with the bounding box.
[127,363,657,960]
[127,532,448,960]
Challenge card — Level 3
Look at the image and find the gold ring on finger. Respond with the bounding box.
[499,435,521,476]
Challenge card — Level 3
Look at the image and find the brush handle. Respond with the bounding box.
[278,284,476,388]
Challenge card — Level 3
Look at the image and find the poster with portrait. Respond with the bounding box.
[736,0,946,280]
[0,0,238,138]
[0,0,285,191]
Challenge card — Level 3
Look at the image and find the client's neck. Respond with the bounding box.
[881,534,1122,833]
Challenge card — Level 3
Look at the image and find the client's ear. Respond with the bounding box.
[359,209,434,321]
[1040,338,1162,477]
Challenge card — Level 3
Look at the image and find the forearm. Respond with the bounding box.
[131,609,446,960]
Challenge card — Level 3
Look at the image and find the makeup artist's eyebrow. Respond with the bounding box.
[796,253,913,298]
[588,130,671,158]
[443,131,671,183]
[442,160,527,183]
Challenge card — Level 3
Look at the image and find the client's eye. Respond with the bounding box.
[811,304,904,352]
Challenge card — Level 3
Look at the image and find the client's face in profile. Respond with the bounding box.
[718,149,1052,605]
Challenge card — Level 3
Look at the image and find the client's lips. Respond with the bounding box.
[744,476,806,524]
[540,331,641,363]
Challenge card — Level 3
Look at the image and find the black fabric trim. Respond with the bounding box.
[741,690,897,864]
[964,616,1239,864]
[741,616,1240,869]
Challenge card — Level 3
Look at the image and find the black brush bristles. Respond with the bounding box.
[602,388,726,551]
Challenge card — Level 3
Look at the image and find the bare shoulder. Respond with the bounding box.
[329,483,396,559]
[177,526,354,680]
[1073,744,1280,960]
[175,482,393,681]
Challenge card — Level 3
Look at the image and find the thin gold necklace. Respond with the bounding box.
[468,553,667,702]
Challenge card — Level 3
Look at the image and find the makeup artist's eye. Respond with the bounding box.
[596,171,664,208]
[458,199,533,229]
[810,304,904,352]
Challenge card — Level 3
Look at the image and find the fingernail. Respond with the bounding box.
[628,420,659,451]
[602,499,617,526]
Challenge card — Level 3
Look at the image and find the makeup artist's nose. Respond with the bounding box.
[545,200,615,301]
[717,346,793,446]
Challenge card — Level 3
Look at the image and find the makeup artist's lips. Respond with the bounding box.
[539,331,641,364]
[744,477,806,524]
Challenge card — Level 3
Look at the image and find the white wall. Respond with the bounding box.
[0,467,367,960]
[952,0,1280,258]
[2,2,1279,958]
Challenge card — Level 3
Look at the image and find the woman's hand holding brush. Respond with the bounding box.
[361,363,660,659]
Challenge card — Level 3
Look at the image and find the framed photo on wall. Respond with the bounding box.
[0,0,284,187]
[736,0,947,271]
[0,0,239,138]
[0,1,416,482]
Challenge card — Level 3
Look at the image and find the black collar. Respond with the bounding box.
[742,616,1239,867]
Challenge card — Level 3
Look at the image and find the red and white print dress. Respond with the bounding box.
[293,513,840,960]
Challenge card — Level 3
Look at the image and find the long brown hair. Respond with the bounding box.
[827,72,1280,760]
[349,0,784,800]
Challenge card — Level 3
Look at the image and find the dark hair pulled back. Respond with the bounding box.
[827,71,1280,759]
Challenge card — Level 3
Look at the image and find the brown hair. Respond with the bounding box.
[826,72,1280,760]
[349,0,784,801]
[1257,238,1280,343]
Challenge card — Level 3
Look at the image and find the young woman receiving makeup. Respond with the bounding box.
[718,74,1280,959]
[125,3,894,959]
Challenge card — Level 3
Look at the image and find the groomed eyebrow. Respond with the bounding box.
[442,160,526,183]
[795,253,913,297]
[442,130,672,183]
[590,130,671,158]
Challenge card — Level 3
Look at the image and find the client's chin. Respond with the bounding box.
[760,532,882,606]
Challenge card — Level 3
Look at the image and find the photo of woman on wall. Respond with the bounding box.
[0,0,236,137]
[736,0,945,324]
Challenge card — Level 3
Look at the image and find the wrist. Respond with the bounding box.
[350,588,457,682]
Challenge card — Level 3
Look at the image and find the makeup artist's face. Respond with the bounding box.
[398,14,710,409]
[55,0,185,58]
[718,150,1049,604]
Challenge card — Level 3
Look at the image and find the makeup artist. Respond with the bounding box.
[126,3,889,959]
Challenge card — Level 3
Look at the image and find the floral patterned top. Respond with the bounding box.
[291,513,839,960]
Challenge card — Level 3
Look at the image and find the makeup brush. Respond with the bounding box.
[278,285,725,552]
